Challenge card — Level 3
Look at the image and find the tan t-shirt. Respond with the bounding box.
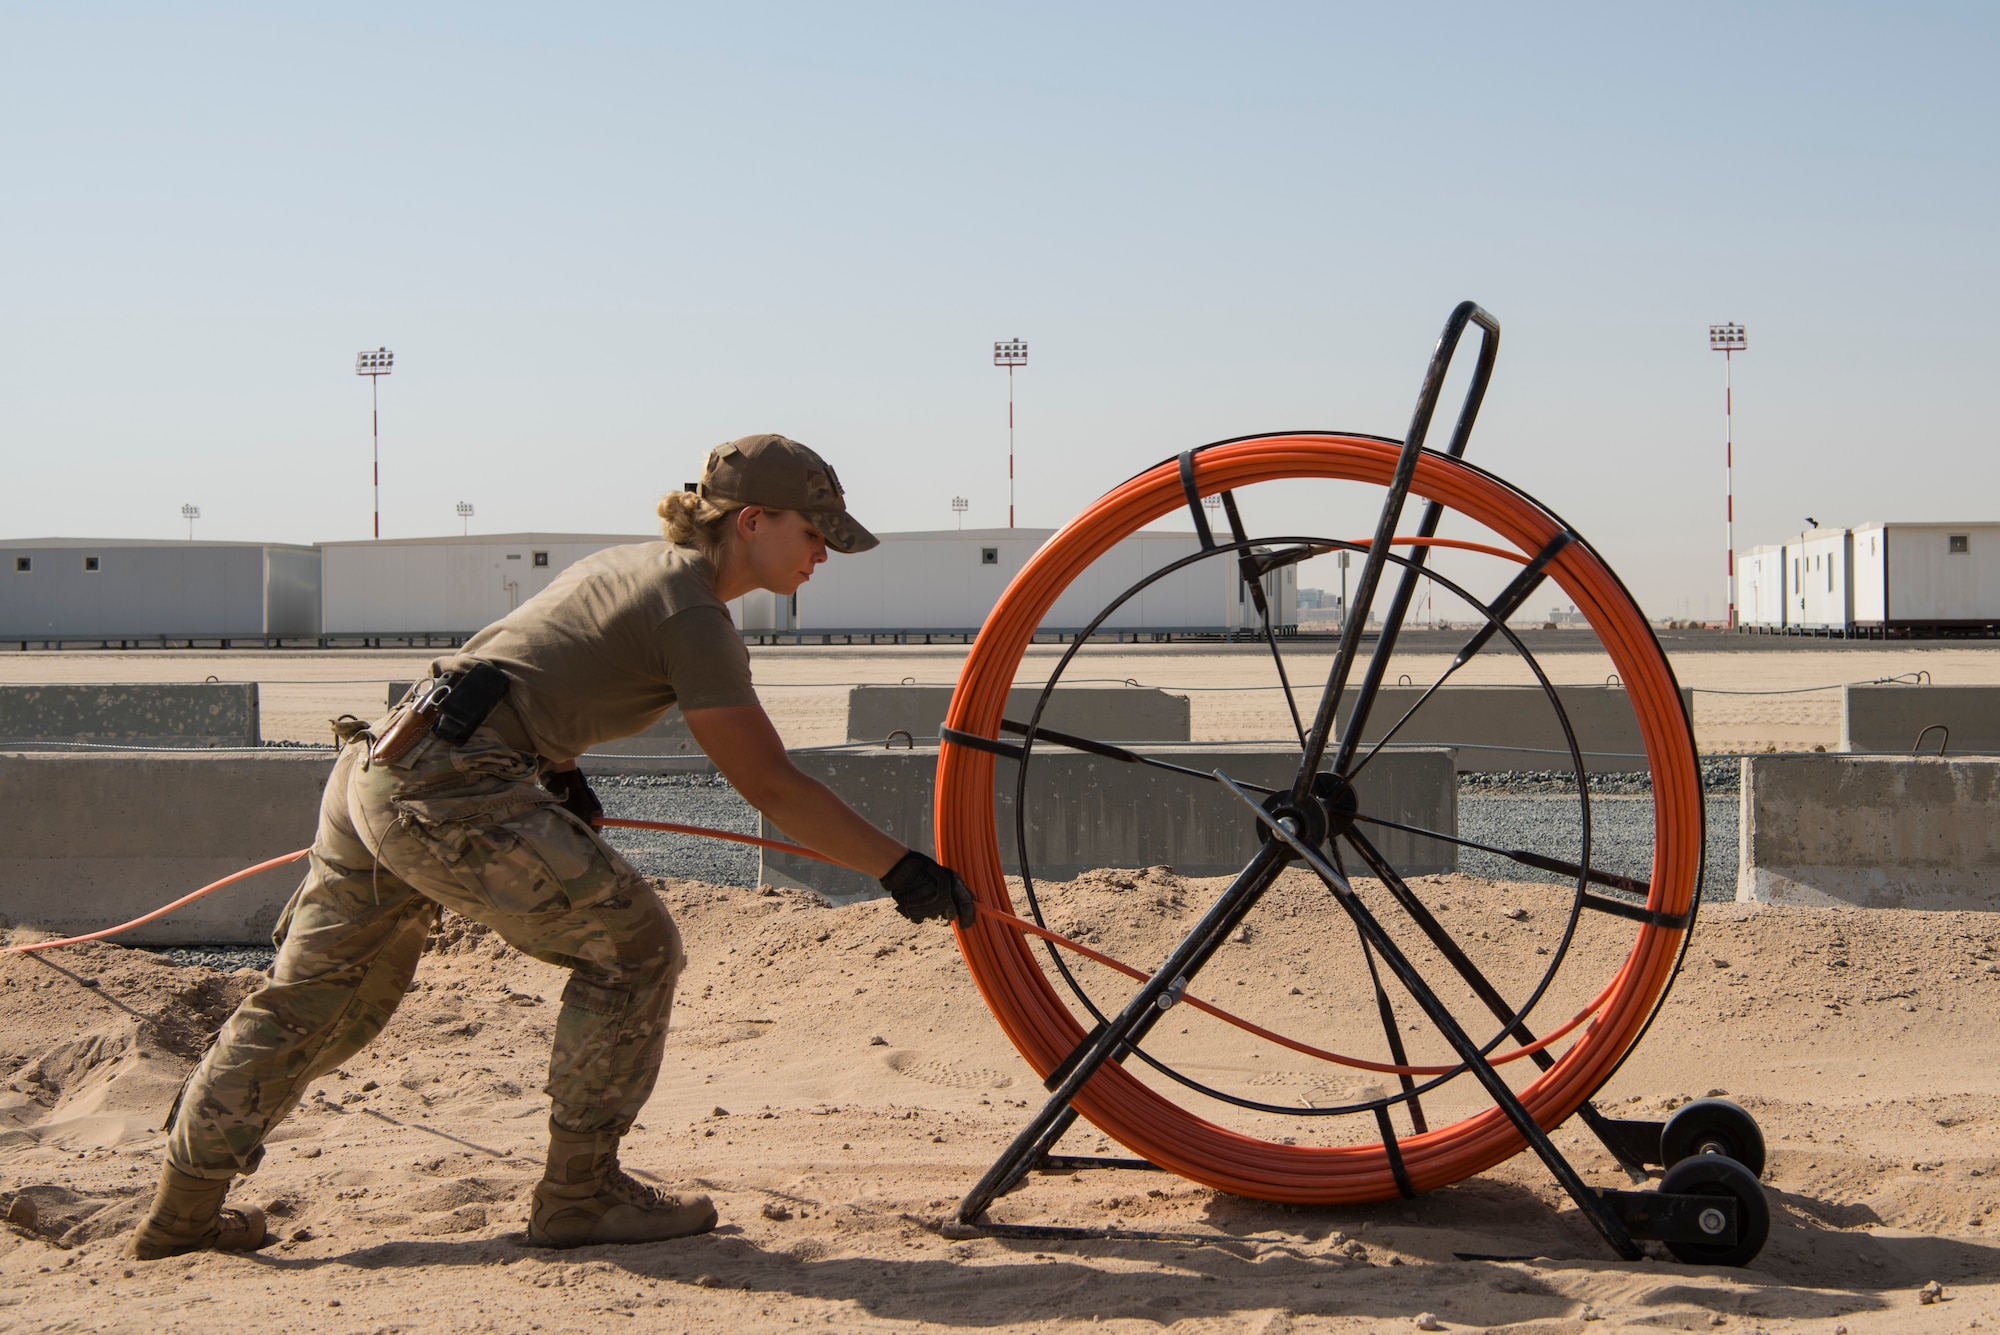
[434,542,757,760]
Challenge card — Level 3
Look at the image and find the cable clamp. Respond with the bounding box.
[1177,450,1216,550]
[940,726,1025,762]
[1580,892,1692,931]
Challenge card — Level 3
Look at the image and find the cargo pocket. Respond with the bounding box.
[392,789,631,919]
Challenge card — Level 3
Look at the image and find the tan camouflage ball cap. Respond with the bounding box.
[688,434,879,554]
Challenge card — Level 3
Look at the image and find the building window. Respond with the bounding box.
[505,553,522,561]
[83,556,100,572]
[532,551,549,567]
[1950,534,1969,554]
[980,547,998,566]
[13,557,29,573]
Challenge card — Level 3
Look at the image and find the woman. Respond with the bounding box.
[133,434,975,1259]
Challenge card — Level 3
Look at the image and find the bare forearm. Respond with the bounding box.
[681,704,907,878]
[743,767,904,877]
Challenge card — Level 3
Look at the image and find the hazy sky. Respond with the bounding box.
[5,3,1995,619]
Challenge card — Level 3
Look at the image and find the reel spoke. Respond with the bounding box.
[1347,893,1430,1132]
[1345,530,1574,785]
[1341,827,1566,1067]
[993,720,1280,795]
[1350,811,1650,899]
[1217,489,1308,746]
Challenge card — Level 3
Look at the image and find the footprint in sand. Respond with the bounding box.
[678,1019,775,1050]
[882,1050,1015,1091]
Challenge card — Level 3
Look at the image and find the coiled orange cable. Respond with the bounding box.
[936,434,1701,1204]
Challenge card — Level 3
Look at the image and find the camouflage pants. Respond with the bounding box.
[167,726,684,1180]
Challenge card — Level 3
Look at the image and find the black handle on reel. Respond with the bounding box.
[1303,302,1502,787]
[1409,300,1501,467]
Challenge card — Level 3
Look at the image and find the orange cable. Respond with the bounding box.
[0,848,312,954]
[593,816,842,863]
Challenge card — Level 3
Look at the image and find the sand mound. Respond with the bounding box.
[2,875,1997,1332]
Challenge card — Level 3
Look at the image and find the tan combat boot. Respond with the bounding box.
[528,1120,716,1247]
[130,1164,268,1261]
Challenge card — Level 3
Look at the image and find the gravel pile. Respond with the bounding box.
[1456,765,1740,901]
[1457,758,1741,796]
[1457,793,1738,901]
[591,773,764,887]
[144,946,280,970]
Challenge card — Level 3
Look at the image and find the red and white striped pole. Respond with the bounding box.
[994,338,1028,529]
[355,347,395,540]
[1710,323,1746,628]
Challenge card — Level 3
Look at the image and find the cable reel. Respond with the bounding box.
[938,302,1770,1265]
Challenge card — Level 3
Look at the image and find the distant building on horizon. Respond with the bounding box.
[0,538,319,643]
[0,528,1301,646]
[1735,522,2000,637]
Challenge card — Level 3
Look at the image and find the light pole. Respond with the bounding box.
[355,347,395,539]
[1709,323,1746,628]
[993,338,1027,528]
[181,503,200,540]
[456,501,474,536]
[951,496,968,530]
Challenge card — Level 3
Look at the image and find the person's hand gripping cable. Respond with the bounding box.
[879,850,977,928]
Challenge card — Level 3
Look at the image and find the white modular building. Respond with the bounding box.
[319,533,647,636]
[1782,528,1855,632]
[1852,522,2000,634]
[318,533,799,638]
[787,528,1296,635]
[1,527,1300,645]
[1735,544,1787,629]
[0,539,320,643]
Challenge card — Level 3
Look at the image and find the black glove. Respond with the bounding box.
[541,767,604,827]
[880,850,977,928]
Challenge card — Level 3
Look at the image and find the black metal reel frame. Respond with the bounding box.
[992,536,1609,1120]
[953,301,1729,1263]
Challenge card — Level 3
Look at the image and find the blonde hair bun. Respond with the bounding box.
[658,489,743,548]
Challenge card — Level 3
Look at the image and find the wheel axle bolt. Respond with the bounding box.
[1698,1207,1727,1236]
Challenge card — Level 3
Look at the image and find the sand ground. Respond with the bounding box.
[4,872,1998,1334]
[5,640,1999,753]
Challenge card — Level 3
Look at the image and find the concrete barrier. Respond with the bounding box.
[1736,753,2000,909]
[1332,685,1693,774]
[0,683,260,747]
[0,751,333,945]
[1843,684,2000,755]
[389,682,708,773]
[846,686,1191,744]
[762,745,1457,903]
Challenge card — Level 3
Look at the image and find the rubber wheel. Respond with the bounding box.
[1658,1153,1770,1267]
[1663,1098,1767,1179]
[936,433,1706,1205]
